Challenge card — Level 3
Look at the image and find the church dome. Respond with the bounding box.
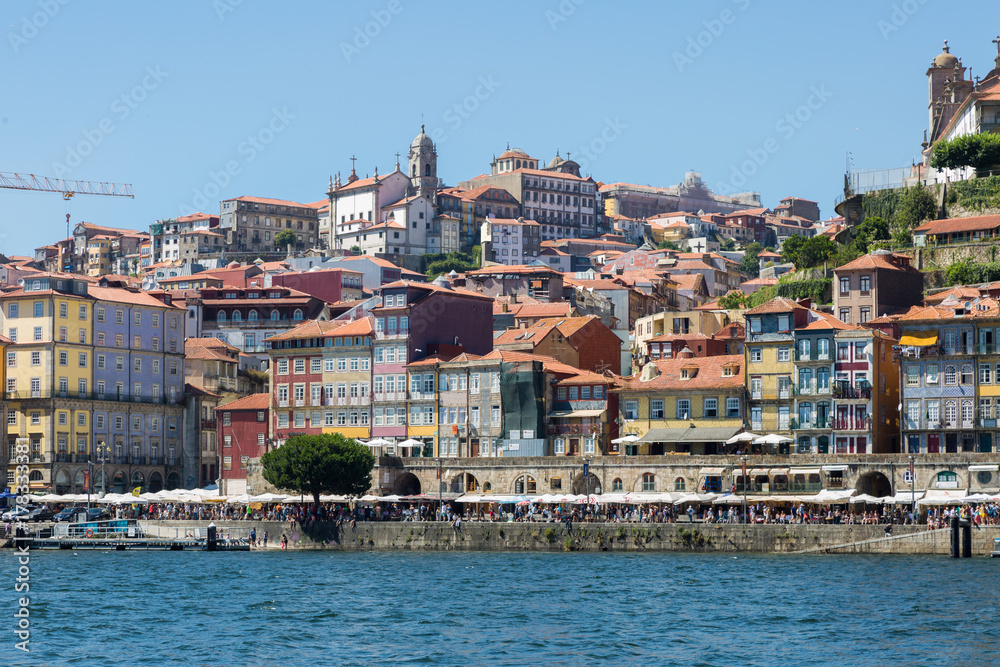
[933,41,959,68]
[547,153,565,169]
[411,124,433,149]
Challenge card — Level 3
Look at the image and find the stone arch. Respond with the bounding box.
[74,469,86,492]
[393,472,421,496]
[112,471,126,493]
[572,472,601,495]
[856,471,892,498]
[165,471,181,490]
[673,476,686,492]
[55,469,70,494]
[131,470,145,490]
[610,477,623,492]
[148,471,164,493]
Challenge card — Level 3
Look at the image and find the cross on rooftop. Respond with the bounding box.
[350,155,357,170]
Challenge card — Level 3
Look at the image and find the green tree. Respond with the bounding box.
[261,433,375,505]
[718,291,748,309]
[740,242,762,278]
[931,132,1000,171]
[719,237,736,252]
[350,245,361,254]
[274,229,297,248]
[796,236,837,269]
[780,235,805,267]
[850,216,890,254]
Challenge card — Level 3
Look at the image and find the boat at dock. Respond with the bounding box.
[10,519,250,551]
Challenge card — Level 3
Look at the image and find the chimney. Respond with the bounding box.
[677,346,695,359]
[510,293,517,304]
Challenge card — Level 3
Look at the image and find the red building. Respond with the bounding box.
[215,393,270,495]
[268,267,364,305]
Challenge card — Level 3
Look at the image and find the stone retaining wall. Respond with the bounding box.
[140,520,1000,556]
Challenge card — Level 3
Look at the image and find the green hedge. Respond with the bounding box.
[947,175,1000,212]
[748,277,832,308]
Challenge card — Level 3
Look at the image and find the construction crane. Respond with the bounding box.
[0,171,134,270]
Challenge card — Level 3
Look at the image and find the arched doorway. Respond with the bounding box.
[148,472,164,493]
[394,472,421,496]
[449,473,478,494]
[112,471,126,493]
[165,472,180,490]
[572,473,601,495]
[856,471,892,498]
[74,470,86,493]
[513,474,536,494]
[55,469,70,495]
[131,471,145,492]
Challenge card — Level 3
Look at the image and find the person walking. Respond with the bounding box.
[262,531,268,548]
[687,505,695,523]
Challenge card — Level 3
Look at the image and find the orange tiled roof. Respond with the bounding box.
[225,195,311,208]
[914,214,1000,235]
[835,252,920,273]
[617,355,744,392]
[216,393,270,411]
[744,296,804,315]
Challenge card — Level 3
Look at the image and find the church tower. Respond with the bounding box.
[927,40,972,144]
[408,124,437,200]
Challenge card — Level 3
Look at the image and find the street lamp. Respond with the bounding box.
[741,455,748,524]
[909,455,916,518]
[94,441,111,501]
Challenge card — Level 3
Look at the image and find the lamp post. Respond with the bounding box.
[741,455,748,524]
[583,456,592,520]
[909,455,916,518]
[95,441,111,497]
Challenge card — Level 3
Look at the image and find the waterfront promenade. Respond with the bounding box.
[138,519,1000,555]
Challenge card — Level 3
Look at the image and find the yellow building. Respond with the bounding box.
[744,298,802,442]
[405,356,440,456]
[87,236,114,276]
[2,274,93,492]
[615,353,745,466]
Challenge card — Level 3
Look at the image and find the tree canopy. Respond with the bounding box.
[261,433,375,505]
[850,216,890,254]
[740,242,762,278]
[423,251,479,278]
[931,133,1000,171]
[781,235,837,270]
[274,229,297,248]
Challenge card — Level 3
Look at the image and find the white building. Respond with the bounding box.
[481,217,542,266]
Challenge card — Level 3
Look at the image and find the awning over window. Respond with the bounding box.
[822,465,849,472]
[769,468,790,476]
[899,331,938,347]
[638,426,741,443]
[547,409,606,419]
[748,468,769,476]
[789,467,821,475]
[969,464,999,472]
[698,467,727,476]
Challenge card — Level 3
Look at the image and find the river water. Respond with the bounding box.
[4,550,998,666]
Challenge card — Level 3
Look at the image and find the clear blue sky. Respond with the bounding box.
[2,0,997,256]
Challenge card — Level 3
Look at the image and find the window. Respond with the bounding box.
[906,365,919,386]
[650,399,664,419]
[31,351,41,366]
[624,401,638,420]
[642,473,656,492]
[277,359,288,375]
[839,276,850,295]
[961,364,973,385]
[294,358,305,374]
[859,275,870,294]
[926,364,939,384]
[677,399,691,420]
[837,342,850,361]
[611,478,623,492]
[491,405,501,426]
[726,397,740,418]
[944,365,957,385]
[115,309,124,324]
[777,315,790,332]
[750,348,762,363]
[777,347,790,362]
[860,307,870,324]
[980,363,992,385]
[704,398,718,418]
[839,308,850,324]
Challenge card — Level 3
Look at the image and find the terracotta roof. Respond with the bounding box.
[331,317,374,337]
[513,302,574,319]
[158,274,222,284]
[216,393,270,411]
[186,337,239,352]
[914,214,1000,235]
[465,265,562,277]
[554,369,612,385]
[185,345,236,362]
[185,383,220,398]
[224,195,312,208]
[741,278,779,287]
[647,332,712,343]
[671,274,707,292]
[176,213,214,223]
[87,285,184,309]
[405,354,454,367]
[376,279,493,302]
[924,286,984,305]
[835,252,920,273]
[479,349,581,376]
[264,319,344,342]
[617,355,744,392]
[743,296,806,315]
[799,310,859,331]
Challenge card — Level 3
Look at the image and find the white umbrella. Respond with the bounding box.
[226,494,251,504]
[397,438,423,448]
[753,434,793,445]
[725,432,760,445]
[249,492,289,503]
[362,438,393,447]
[849,494,885,504]
[611,434,640,444]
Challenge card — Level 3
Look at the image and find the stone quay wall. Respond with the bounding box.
[140,520,1000,556]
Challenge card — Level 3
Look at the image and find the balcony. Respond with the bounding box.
[374,331,408,340]
[148,456,163,466]
[4,389,181,406]
[777,389,791,400]
[832,417,872,431]
[73,453,91,463]
[201,419,217,430]
[976,344,996,354]
[794,351,831,362]
[131,456,146,465]
[941,345,975,356]
[56,452,70,462]
[790,418,832,430]
[113,456,128,464]
[751,392,762,401]
[546,423,597,435]
[833,384,871,400]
